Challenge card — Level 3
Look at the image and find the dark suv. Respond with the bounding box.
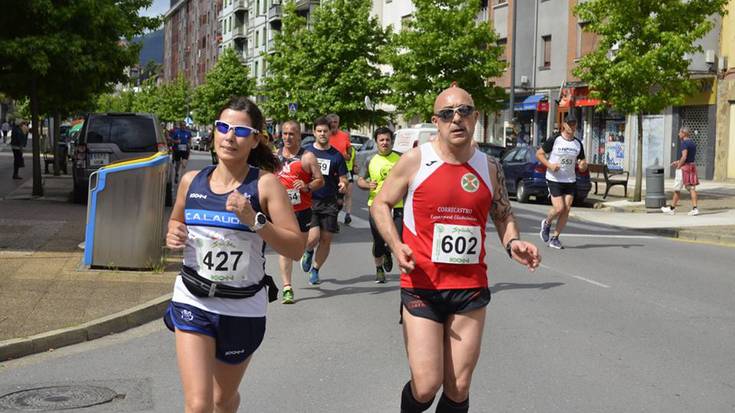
[72,113,172,205]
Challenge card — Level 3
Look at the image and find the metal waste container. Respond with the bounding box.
[83,152,170,269]
[645,164,666,208]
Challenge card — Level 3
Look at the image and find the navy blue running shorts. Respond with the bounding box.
[400,287,491,323]
[163,301,266,364]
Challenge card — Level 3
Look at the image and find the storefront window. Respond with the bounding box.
[590,110,625,169]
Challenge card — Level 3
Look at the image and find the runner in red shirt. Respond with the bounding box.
[327,113,356,224]
[371,86,541,413]
[276,120,324,304]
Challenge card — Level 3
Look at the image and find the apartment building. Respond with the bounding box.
[163,0,223,86]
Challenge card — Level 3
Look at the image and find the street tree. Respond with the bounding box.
[156,75,192,123]
[192,48,255,126]
[132,79,162,115]
[262,0,389,127]
[384,0,506,122]
[0,0,158,195]
[97,90,136,113]
[574,0,728,201]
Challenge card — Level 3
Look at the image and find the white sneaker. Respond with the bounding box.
[661,206,675,215]
[688,208,700,216]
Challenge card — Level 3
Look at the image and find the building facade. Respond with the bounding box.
[163,0,222,86]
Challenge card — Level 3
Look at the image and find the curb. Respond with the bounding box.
[570,212,735,248]
[0,294,172,362]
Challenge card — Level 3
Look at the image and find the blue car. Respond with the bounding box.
[500,145,591,204]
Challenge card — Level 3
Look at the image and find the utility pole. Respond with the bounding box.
[508,0,518,127]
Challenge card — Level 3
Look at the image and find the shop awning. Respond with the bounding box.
[515,94,548,111]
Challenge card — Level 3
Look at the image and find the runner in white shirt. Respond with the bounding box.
[536,113,587,249]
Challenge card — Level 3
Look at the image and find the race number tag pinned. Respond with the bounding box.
[193,236,250,282]
[287,188,301,205]
[431,223,481,264]
[317,158,331,175]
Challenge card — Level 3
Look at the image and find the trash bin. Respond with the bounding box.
[645,164,666,208]
[83,152,170,270]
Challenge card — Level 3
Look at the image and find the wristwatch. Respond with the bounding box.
[251,212,267,231]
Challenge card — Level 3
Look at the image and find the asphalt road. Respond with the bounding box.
[0,151,733,412]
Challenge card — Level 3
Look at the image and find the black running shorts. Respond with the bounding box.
[400,287,491,323]
[547,180,576,197]
[310,197,340,233]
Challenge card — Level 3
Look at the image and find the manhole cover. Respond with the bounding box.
[0,385,118,411]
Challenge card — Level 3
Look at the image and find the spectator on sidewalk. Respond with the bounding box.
[10,121,29,180]
[662,127,700,216]
[1,120,10,142]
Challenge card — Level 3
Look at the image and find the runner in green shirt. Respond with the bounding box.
[357,127,403,283]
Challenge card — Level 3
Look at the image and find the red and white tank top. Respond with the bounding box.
[277,148,313,212]
[402,143,494,290]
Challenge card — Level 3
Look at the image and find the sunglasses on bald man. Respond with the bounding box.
[434,105,475,122]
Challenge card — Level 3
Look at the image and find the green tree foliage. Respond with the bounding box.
[574,0,727,201]
[131,79,162,115]
[385,0,506,122]
[0,0,158,195]
[262,0,389,127]
[96,90,136,113]
[157,75,192,123]
[192,48,255,126]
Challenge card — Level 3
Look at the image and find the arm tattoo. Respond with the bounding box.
[488,157,514,225]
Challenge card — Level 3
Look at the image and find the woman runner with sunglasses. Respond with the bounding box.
[164,96,305,413]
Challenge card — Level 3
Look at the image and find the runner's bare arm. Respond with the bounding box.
[302,152,324,192]
[488,157,540,271]
[258,173,306,260]
[166,170,198,249]
[371,148,420,273]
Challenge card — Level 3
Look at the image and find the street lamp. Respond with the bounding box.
[364,95,375,137]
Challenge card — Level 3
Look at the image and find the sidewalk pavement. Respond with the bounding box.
[0,173,733,361]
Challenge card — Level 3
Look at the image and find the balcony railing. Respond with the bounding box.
[268,4,282,21]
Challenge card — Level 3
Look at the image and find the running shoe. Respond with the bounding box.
[548,236,563,249]
[308,268,321,285]
[661,206,675,215]
[540,219,551,243]
[344,213,352,225]
[383,250,393,273]
[375,267,386,284]
[282,286,294,304]
[688,207,700,216]
[300,250,313,272]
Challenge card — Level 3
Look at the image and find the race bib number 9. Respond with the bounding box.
[431,223,481,264]
[317,158,331,175]
[287,188,301,205]
[194,237,250,282]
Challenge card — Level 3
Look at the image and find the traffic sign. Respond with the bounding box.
[288,102,298,113]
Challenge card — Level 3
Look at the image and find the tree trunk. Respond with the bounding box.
[633,112,643,202]
[53,112,61,176]
[31,77,43,197]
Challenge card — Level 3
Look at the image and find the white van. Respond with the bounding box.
[392,124,437,153]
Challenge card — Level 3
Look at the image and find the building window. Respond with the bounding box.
[542,35,551,69]
[498,38,507,63]
[254,61,259,77]
[400,14,412,32]
[495,0,507,4]
[255,30,259,47]
[576,22,595,58]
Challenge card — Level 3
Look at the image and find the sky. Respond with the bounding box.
[139,0,170,18]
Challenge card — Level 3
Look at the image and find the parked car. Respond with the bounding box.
[300,132,315,149]
[72,112,172,205]
[349,133,370,151]
[393,124,437,153]
[190,133,202,151]
[354,138,378,173]
[477,142,507,160]
[500,145,591,204]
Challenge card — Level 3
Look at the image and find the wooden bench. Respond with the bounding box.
[587,163,629,199]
